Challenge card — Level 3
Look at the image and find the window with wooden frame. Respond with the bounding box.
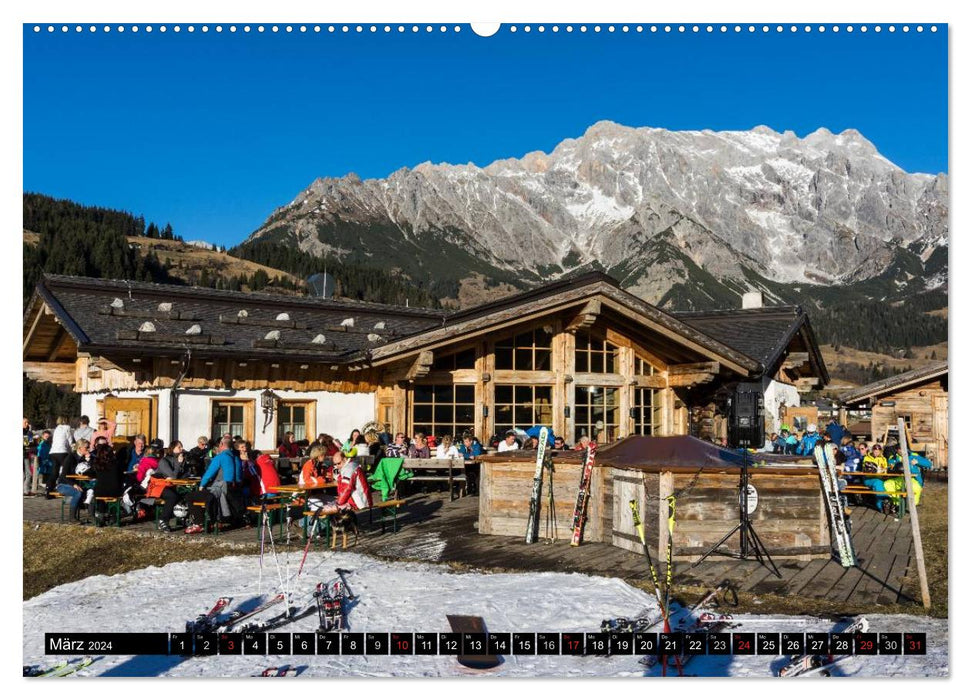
[632,387,663,436]
[575,331,621,374]
[431,346,476,371]
[411,384,476,440]
[211,400,255,442]
[494,384,553,435]
[276,401,315,443]
[494,326,553,371]
[635,356,657,376]
[574,385,621,444]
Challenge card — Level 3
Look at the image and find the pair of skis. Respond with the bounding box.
[525,432,597,547]
[777,616,869,677]
[525,428,550,544]
[185,596,233,634]
[23,657,95,677]
[814,442,856,567]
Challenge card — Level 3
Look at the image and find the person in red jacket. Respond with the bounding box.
[277,431,301,459]
[247,453,282,498]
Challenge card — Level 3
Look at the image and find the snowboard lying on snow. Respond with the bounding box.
[446,614,503,670]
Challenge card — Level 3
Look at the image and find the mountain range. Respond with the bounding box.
[242,120,948,313]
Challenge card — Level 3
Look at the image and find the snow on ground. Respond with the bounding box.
[23,552,948,678]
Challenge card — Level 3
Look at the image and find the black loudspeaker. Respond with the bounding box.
[728,382,765,448]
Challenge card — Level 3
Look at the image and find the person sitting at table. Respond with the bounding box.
[553,435,569,450]
[88,442,123,524]
[435,434,461,460]
[458,435,483,460]
[408,433,431,459]
[152,441,189,532]
[363,429,385,462]
[342,429,362,453]
[56,438,91,522]
[186,436,210,478]
[277,431,301,459]
[497,430,521,453]
[247,453,282,500]
[300,445,331,487]
[384,432,409,458]
[302,449,372,520]
[185,437,242,533]
[861,443,892,514]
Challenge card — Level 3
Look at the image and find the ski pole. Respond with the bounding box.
[629,499,683,677]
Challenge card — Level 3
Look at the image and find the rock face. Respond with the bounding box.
[245,121,948,307]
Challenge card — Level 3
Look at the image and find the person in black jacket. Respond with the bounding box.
[152,441,190,531]
[185,436,211,478]
[55,439,90,521]
[89,443,124,524]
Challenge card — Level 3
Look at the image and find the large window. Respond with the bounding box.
[212,401,254,442]
[575,386,621,444]
[412,384,476,440]
[633,388,662,436]
[495,327,553,371]
[431,347,476,371]
[494,385,553,435]
[575,332,621,374]
[277,401,313,442]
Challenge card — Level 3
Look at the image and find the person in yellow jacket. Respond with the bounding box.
[861,444,892,514]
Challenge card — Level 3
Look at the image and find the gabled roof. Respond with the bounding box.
[25,273,827,381]
[673,305,829,384]
[25,274,443,363]
[370,271,762,375]
[840,361,948,405]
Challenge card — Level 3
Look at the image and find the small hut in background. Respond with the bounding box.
[840,362,948,469]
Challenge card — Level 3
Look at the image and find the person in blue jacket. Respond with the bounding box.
[825,419,845,446]
[797,424,822,456]
[185,437,242,533]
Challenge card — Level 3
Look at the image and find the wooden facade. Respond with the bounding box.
[841,363,948,469]
[24,273,826,450]
[479,451,828,560]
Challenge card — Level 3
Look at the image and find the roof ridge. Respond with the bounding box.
[672,305,802,318]
[40,273,446,319]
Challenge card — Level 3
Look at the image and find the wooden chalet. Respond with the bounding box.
[841,362,948,469]
[23,272,825,452]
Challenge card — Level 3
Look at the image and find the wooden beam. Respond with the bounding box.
[22,361,76,385]
[782,352,810,369]
[897,417,931,609]
[565,299,601,332]
[22,302,48,356]
[795,377,821,392]
[669,361,720,376]
[405,350,434,381]
[667,371,716,388]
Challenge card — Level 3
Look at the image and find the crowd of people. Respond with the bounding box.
[765,418,928,516]
[21,417,403,535]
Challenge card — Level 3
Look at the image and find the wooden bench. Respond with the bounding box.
[246,500,287,540]
[402,458,467,501]
[94,496,122,527]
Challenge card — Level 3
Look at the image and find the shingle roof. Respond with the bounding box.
[840,361,948,405]
[673,305,829,383]
[31,274,443,362]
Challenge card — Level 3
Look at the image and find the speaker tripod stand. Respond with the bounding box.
[690,449,781,578]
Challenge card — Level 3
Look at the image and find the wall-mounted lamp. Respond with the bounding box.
[564,407,571,418]
[629,408,637,419]
[482,372,492,383]
[564,375,574,384]
[483,406,489,418]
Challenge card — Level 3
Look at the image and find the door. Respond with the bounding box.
[104,396,157,445]
[932,395,948,469]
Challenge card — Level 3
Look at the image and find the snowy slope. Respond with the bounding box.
[23,553,947,678]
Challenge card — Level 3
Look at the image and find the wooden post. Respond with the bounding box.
[897,417,931,609]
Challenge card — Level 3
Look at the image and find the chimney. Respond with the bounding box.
[742,291,764,309]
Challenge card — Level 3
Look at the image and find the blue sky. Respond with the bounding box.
[23,24,948,247]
